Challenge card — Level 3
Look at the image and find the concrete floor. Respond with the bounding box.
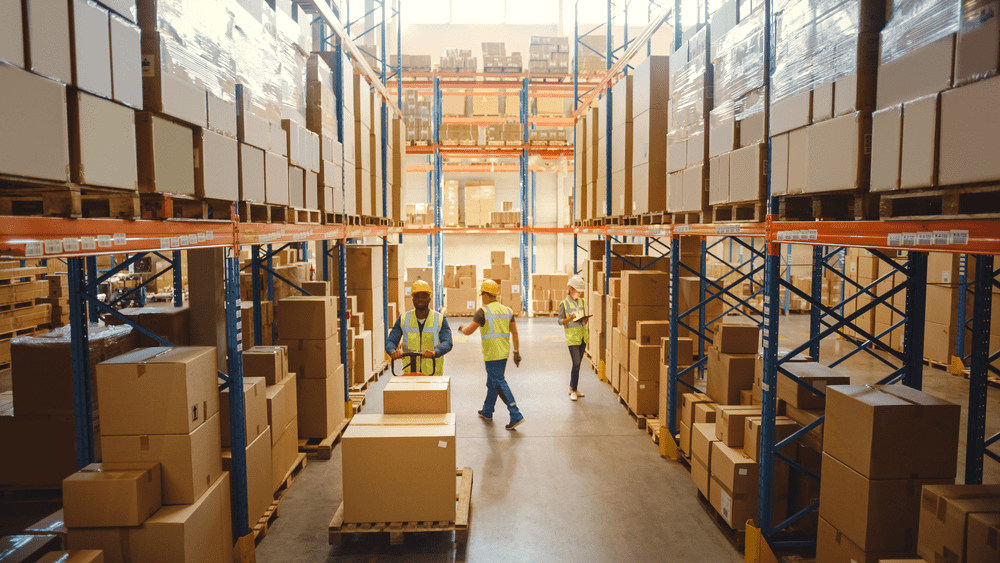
[255,315,1000,562]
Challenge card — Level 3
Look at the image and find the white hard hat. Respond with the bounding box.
[568,276,586,292]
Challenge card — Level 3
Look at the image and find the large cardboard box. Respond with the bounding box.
[715,323,760,354]
[243,346,288,386]
[127,472,233,563]
[968,512,1000,563]
[446,288,478,315]
[239,143,266,202]
[777,363,851,410]
[621,271,670,306]
[0,414,79,487]
[264,150,289,205]
[297,366,345,439]
[628,340,660,381]
[195,128,239,201]
[140,31,208,127]
[816,516,915,563]
[63,462,162,527]
[70,0,112,98]
[223,427,272,528]
[219,376,267,448]
[744,416,799,462]
[0,65,71,182]
[876,35,955,110]
[271,416,298,493]
[620,305,669,339]
[97,347,219,437]
[939,74,1000,185]
[691,422,719,498]
[628,374,658,415]
[805,112,871,194]
[136,113,195,195]
[265,374,297,445]
[278,296,337,340]
[818,453,951,552]
[824,385,961,480]
[709,441,759,529]
[278,335,340,379]
[102,413,223,506]
[917,484,1000,563]
[69,90,138,190]
[706,347,756,405]
[383,377,451,414]
[341,419,457,523]
[715,405,762,447]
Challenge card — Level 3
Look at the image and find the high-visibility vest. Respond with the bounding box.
[399,310,444,375]
[479,301,513,361]
[559,296,588,346]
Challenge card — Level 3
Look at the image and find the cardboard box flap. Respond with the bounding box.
[344,424,456,439]
[350,413,456,426]
[100,346,214,366]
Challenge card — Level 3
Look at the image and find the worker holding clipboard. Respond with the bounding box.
[558,276,591,401]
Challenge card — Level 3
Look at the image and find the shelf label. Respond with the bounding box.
[113,233,126,246]
[182,235,192,245]
[776,231,787,241]
[197,233,206,243]
[917,232,933,245]
[98,235,112,248]
[950,230,969,245]
[676,225,692,233]
[716,225,740,235]
[206,231,214,241]
[933,231,950,245]
[170,237,180,248]
[25,241,43,257]
[902,233,917,246]
[160,238,171,249]
[807,229,818,240]
[887,233,902,246]
[81,237,97,251]
[63,238,80,252]
[44,239,63,254]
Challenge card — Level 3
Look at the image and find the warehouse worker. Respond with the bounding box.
[457,280,525,430]
[385,280,453,375]
[558,275,589,401]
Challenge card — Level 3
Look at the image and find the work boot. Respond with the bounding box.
[505,415,524,431]
[478,410,492,421]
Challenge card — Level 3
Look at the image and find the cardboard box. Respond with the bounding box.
[715,406,762,447]
[628,374,658,415]
[278,335,340,379]
[787,127,809,194]
[777,363,851,410]
[691,423,719,498]
[805,112,871,193]
[706,347,756,405]
[297,366,345,439]
[728,142,765,203]
[195,128,239,201]
[383,377,451,414]
[620,305,669,339]
[0,0,24,68]
[628,340,660,381]
[243,346,288,386]
[876,35,955,110]
[819,453,950,552]
[870,105,902,192]
[939,74,1000,185]
[770,91,812,135]
[239,143,266,202]
[679,421,694,456]
[128,472,233,563]
[69,90,138,190]
[695,402,717,424]
[222,427,272,528]
[101,413,223,505]
[63,462,162,527]
[715,324,760,354]
[264,150,289,205]
[278,297,337,340]
[265,373,296,445]
[917,484,1000,563]
[968,512,1000,563]
[70,0,112,98]
[219,376,268,448]
[341,418,457,523]
[661,336,695,365]
[680,393,713,430]
[785,404,825,452]
[816,516,916,563]
[136,113,196,195]
[0,65,70,182]
[710,441,759,528]
[824,385,961,479]
[97,347,219,436]
[744,416,799,462]
[621,271,670,306]
[271,416,298,493]
[899,93,939,189]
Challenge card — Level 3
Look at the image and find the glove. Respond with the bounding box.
[513,351,521,367]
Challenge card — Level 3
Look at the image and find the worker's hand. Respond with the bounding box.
[458,325,466,334]
[513,351,521,367]
[421,350,436,358]
[391,350,403,360]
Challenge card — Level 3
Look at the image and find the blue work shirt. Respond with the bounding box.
[384,311,454,357]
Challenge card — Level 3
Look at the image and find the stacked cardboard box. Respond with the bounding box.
[608,271,670,401]
[530,273,571,315]
[243,346,301,495]
[220,375,273,527]
[817,385,961,562]
[667,28,712,214]
[482,43,522,71]
[528,127,568,144]
[445,265,478,316]
[346,245,386,381]
[276,297,346,439]
[307,54,346,215]
[631,55,670,214]
[574,113,588,222]
[485,123,524,145]
[439,48,477,72]
[351,73,375,216]
[66,347,234,563]
[464,181,497,226]
[528,36,570,74]
[402,89,432,143]
[610,75,633,216]
[708,7,767,207]
[389,54,433,72]
[915,484,1000,563]
[39,274,70,327]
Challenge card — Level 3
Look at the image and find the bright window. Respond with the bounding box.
[405,0,451,23]
[506,0,559,23]
[451,0,506,23]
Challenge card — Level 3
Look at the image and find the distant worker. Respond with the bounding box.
[457,280,525,430]
[558,275,589,401]
[385,280,453,375]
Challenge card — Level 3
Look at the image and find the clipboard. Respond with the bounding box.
[572,315,592,323]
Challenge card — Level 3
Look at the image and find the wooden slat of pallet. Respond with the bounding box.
[711,201,765,223]
[696,490,745,551]
[273,453,307,501]
[298,416,350,460]
[287,207,321,225]
[776,192,878,221]
[329,467,473,546]
[140,194,237,220]
[0,178,140,219]
[879,184,1000,220]
[646,419,661,444]
[252,500,281,544]
[618,395,650,429]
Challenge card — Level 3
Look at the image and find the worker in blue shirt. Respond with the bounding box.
[385,280,453,375]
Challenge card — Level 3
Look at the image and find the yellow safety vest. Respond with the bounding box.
[479,301,513,361]
[560,296,588,346]
[400,310,444,375]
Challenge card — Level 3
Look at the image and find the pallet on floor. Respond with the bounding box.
[274,453,308,501]
[710,201,765,223]
[349,391,367,414]
[140,193,237,220]
[645,419,661,444]
[618,395,650,429]
[328,467,473,546]
[696,490,745,551]
[0,179,140,219]
[298,416,350,460]
[879,184,1000,220]
[252,500,281,545]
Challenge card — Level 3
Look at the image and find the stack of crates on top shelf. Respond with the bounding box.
[344,68,398,220]
[528,127,568,145]
[307,54,344,219]
[463,181,497,226]
[406,203,434,226]
[631,55,670,216]
[528,36,570,75]
[870,0,1000,218]
[0,261,55,345]
[483,42,522,73]
[439,48,477,73]
[611,74,634,217]
[402,89,433,145]
[707,4,768,222]
[390,54,433,73]
[441,124,479,145]
[577,35,608,74]
[667,27,713,218]
[768,0,884,214]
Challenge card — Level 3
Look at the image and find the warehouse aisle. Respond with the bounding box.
[255,317,745,563]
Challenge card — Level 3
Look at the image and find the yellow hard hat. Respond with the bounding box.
[411,280,432,295]
[480,279,500,296]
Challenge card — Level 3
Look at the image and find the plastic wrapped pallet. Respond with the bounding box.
[667,28,712,213]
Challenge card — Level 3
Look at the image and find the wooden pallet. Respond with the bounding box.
[287,207,321,225]
[618,395,650,429]
[298,416,350,460]
[323,211,346,225]
[349,392,367,414]
[274,453,308,501]
[140,194,237,220]
[639,212,668,225]
[486,223,521,229]
[671,211,703,225]
[696,490,745,551]
[252,500,281,544]
[645,419,662,444]
[329,467,473,546]
[239,201,289,224]
[0,179,140,219]
[711,201,765,223]
[879,184,1000,220]
[777,192,878,221]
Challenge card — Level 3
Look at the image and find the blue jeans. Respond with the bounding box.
[481,359,522,421]
[568,342,586,391]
